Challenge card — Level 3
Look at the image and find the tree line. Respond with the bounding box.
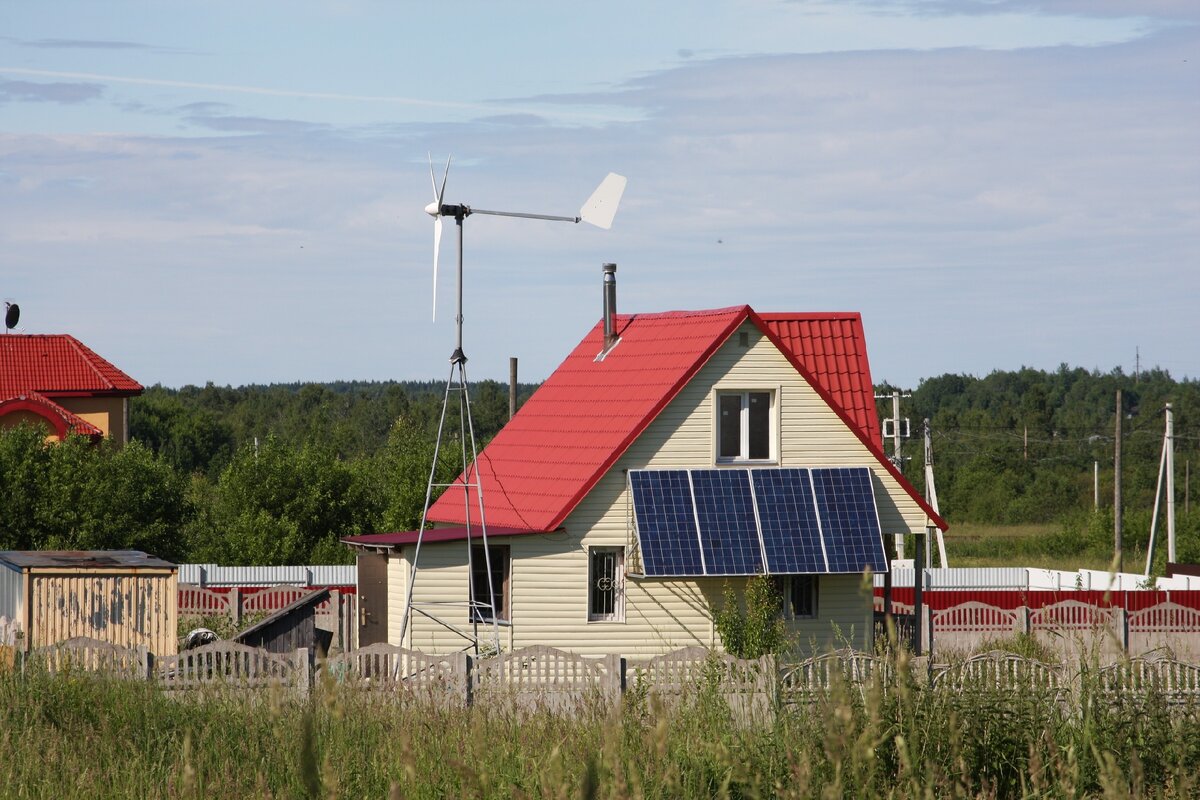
[885,364,1200,564]
[1,367,1198,567]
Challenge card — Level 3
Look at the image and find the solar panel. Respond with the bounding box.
[751,468,827,573]
[630,465,888,578]
[629,470,704,576]
[691,469,763,575]
[810,467,887,573]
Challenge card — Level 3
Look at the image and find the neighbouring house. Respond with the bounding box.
[344,288,946,656]
[0,334,143,444]
[0,550,178,655]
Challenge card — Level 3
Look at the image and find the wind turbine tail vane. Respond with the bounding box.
[579,173,627,230]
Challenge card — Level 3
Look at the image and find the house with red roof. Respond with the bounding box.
[0,335,143,444]
[345,298,946,656]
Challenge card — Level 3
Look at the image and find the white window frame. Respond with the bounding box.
[713,387,779,464]
[587,546,625,623]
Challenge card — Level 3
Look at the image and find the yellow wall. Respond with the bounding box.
[0,410,61,443]
[390,322,920,655]
[57,396,128,443]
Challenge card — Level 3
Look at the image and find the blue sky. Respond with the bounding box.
[2,1,1197,389]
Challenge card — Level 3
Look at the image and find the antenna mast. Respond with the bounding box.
[399,160,625,655]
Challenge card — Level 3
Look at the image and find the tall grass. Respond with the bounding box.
[3,654,1200,798]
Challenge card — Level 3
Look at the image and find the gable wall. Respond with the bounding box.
[57,396,126,443]
[394,322,920,655]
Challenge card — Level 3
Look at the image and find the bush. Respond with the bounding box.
[712,576,786,658]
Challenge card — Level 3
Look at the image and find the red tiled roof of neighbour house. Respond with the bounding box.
[426,305,947,534]
[757,313,881,445]
[0,391,104,440]
[0,334,143,396]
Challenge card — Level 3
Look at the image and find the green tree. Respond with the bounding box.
[0,425,187,559]
[192,437,369,565]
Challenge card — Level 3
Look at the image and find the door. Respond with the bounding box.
[356,551,389,647]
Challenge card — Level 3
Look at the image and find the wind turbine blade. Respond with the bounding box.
[579,172,627,229]
[432,215,443,322]
[438,155,451,204]
[428,153,439,202]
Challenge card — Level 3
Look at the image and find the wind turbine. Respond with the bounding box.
[401,157,626,654]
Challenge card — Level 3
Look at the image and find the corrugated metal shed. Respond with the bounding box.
[0,550,177,655]
[177,563,356,587]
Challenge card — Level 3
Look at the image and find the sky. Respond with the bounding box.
[2,0,1197,389]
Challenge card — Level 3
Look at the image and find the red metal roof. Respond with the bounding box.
[757,313,881,445]
[0,334,143,396]
[343,526,543,549]
[426,305,947,534]
[0,391,104,439]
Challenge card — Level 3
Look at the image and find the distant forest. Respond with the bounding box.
[2,368,1198,567]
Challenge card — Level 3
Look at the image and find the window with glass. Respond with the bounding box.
[588,547,624,622]
[717,390,773,461]
[469,544,510,623]
[788,575,817,619]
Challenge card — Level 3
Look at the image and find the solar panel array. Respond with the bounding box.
[629,466,886,577]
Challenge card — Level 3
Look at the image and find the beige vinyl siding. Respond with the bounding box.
[386,550,408,646]
[785,574,873,652]
[398,322,923,655]
[397,543,515,653]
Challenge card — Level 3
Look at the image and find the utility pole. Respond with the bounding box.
[509,357,518,421]
[1094,461,1099,511]
[877,389,911,559]
[1114,389,1123,572]
[1167,403,1176,564]
[1145,403,1177,575]
[923,419,947,568]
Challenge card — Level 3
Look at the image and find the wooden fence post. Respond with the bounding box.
[296,648,310,699]
[230,587,242,627]
[137,646,151,681]
[602,653,624,703]
[1113,607,1128,653]
[462,652,474,707]
[922,605,933,656]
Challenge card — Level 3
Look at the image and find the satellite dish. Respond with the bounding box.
[4,302,17,331]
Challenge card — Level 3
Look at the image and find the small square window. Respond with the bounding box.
[717,390,774,461]
[588,547,624,622]
[469,545,510,623]
[773,575,818,619]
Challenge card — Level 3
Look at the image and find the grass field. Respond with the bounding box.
[2,516,1182,798]
[3,652,1199,799]
[939,521,1146,572]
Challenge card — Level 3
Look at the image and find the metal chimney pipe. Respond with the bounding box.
[602,263,617,350]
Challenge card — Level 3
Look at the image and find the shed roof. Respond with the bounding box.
[232,588,330,642]
[0,550,176,571]
[424,305,945,533]
[0,334,143,396]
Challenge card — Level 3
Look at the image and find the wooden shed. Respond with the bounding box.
[233,588,332,659]
[0,550,177,655]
